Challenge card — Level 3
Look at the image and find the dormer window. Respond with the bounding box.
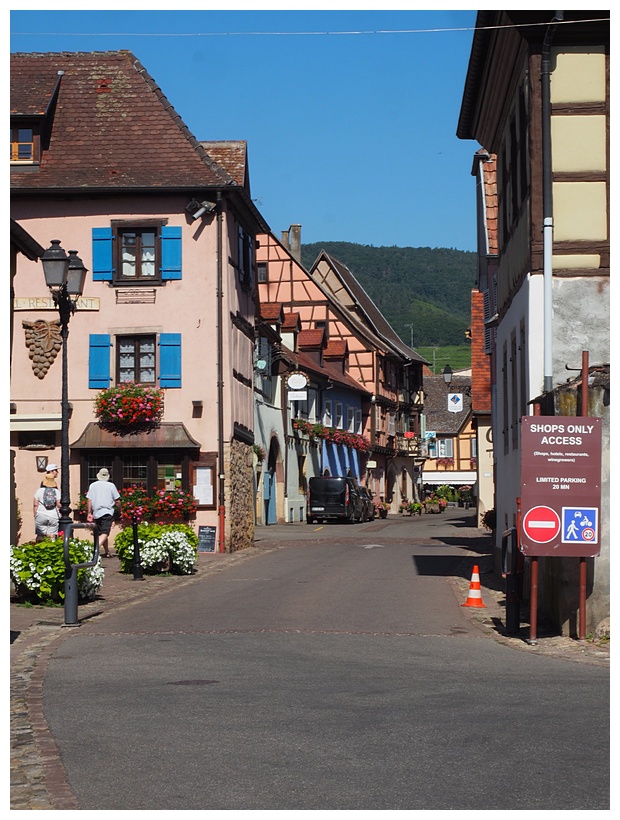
[10,124,40,164]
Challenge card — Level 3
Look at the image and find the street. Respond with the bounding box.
[29,511,611,809]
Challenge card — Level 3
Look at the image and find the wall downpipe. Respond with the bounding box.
[216,192,226,552]
[541,11,564,393]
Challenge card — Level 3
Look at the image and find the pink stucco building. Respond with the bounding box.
[10,51,269,551]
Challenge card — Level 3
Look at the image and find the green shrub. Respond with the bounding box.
[114,522,198,575]
[10,537,104,604]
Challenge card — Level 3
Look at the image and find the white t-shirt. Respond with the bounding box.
[87,480,120,518]
[34,486,61,516]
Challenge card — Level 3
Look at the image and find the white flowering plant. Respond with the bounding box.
[114,522,198,575]
[10,537,104,604]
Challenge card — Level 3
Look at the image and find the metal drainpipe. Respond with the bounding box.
[542,11,564,393]
[216,192,226,552]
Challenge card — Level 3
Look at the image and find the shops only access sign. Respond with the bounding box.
[520,416,602,557]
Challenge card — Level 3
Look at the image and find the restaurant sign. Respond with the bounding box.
[520,416,602,557]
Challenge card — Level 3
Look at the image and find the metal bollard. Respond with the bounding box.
[132,515,144,580]
[63,522,99,627]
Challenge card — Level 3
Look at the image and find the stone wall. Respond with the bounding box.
[226,438,255,552]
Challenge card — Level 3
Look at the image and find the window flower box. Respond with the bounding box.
[94,383,164,436]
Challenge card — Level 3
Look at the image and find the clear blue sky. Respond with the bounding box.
[10,7,481,252]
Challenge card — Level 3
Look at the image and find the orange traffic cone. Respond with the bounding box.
[462,565,486,608]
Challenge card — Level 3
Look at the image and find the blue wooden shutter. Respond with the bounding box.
[92,228,114,281]
[159,333,181,387]
[160,227,182,280]
[89,334,111,388]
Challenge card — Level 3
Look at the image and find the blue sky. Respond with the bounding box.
[10,6,481,252]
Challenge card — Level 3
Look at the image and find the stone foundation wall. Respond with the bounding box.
[226,438,255,552]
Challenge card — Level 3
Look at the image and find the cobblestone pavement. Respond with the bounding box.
[10,536,609,810]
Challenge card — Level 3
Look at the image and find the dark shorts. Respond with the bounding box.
[94,514,114,535]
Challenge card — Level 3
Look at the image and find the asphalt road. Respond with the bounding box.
[40,513,610,810]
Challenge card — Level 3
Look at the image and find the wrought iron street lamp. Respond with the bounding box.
[40,240,87,533]
[442,364,453,387]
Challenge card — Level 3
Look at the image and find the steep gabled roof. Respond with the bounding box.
[10,51,236,191]
[422,374,472,435]
[200,140,249,191]
[310,251,427,364]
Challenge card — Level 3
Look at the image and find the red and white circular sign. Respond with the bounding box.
[523,505,561,543]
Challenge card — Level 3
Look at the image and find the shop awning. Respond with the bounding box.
[422,471,476,485]
[71,422,201,449]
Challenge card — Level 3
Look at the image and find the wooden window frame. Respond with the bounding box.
[116,333,157,386]
[112,221,163,285]
[10,123,40,163]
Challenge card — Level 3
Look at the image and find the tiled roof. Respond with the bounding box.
[10,51,235,190]
[260,302,284,322]
[199,141,248,189]
[324,339,348,358]
[298,329,325,349]
[279,342,370,396]
[480,151,498,256]
[281,312,301,330]
[423,374,472,435]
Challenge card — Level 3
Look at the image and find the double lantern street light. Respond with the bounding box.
[40,240,88,533]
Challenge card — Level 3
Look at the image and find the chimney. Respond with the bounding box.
[282,224,302,262]
[289,224,301,263]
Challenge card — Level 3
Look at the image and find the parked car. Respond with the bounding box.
[307,476,364,524]
[358,487,376,521]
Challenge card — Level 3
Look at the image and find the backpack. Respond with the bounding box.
[42,486,57,510]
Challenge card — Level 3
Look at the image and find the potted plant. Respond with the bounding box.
[94,382,164,437]
[375,499,389,518]
[409,502,423,516]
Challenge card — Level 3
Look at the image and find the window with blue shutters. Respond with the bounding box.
[89,333,182,389]
[91,223,182,285]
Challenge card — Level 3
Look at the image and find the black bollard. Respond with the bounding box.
[132,514,144,580]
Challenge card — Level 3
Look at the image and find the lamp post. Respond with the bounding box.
[442,364,453,388]
[41,240,87,534]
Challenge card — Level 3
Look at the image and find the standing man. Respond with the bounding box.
[87,468,121,558]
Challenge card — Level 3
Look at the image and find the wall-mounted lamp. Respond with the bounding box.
[185,199,217,221]
[36,456,48,472]
[442,364,453,387]
[370,394,376,404]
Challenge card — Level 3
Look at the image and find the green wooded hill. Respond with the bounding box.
[300,242,476,355]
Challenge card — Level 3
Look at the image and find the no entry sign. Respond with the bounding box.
[521,416,602,557]
[522,506,561,543]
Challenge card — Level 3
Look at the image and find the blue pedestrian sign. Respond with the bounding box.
[561,507,598,544]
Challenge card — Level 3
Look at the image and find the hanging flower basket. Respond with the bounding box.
[94,383,164,437]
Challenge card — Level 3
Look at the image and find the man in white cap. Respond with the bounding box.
[86,468,121,557]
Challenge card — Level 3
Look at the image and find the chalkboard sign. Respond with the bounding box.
[197,525,216,553]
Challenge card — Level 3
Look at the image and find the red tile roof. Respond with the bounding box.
[11,51,235,191]
[298,329,325,349]
[260,302,283,322]
[281,312,301,330]
[324,339,348,358]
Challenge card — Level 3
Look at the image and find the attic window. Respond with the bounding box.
[10,124,40,164]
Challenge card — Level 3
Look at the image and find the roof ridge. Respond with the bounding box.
[129,54,236,187]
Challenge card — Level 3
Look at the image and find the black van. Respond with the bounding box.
[307,476,364,524]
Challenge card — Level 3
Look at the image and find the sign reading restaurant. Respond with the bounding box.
[520,416,602,558]
[14,296,100,311]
